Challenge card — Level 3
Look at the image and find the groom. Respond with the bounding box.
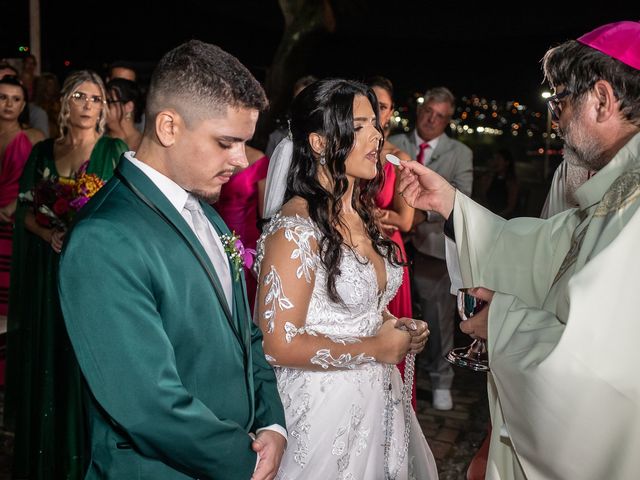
[59,41,286,479]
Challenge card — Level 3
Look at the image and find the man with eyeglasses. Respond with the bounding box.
[398,21,640,479]
[390,86,473,411]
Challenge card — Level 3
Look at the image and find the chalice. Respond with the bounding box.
[446,288,490,372]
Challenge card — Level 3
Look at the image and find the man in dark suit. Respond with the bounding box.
[59,40,286,480]
[390,87,473,410]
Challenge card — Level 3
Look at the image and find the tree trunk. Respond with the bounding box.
[255,0,335,149]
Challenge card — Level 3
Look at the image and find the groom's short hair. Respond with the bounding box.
[145,40,268,129]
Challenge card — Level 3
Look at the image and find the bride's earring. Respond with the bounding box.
[319,153,326,165]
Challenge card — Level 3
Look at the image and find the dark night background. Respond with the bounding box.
[3,1,638,106]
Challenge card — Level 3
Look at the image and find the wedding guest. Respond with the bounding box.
[106,60,137,82]
[19,54,37,99]
[215,144,269,312]
[4,69,126,479]
[59,41,286,480]
[398,20,640,479]
[105,77,144,150]
[0,75,44,315]
[106,61,146,133]
[368,75,417,407]
[256,78,438,478]
[0,63,50,136]
[390,86,473,411]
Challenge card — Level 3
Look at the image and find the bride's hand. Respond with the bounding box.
[395,318,429,354]
[376,318,411,364]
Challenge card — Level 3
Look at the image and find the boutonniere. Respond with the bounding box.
[220,232,256,281]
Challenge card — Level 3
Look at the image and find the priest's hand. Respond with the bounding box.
[251,430,286,480]
[397,160,456,218]
[459,287,494,340]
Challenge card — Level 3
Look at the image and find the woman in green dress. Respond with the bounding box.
[5,70,127,479]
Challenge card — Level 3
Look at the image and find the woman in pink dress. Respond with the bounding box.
[0,75,44,387]
[369,76,417,406]
[215,145,269,313]
[0,76,44,316]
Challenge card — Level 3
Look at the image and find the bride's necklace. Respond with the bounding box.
[382,352,415,480]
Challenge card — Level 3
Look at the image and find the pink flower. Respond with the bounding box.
[242,247,256,270]
[234,238,256,270]
[69,196,90,210]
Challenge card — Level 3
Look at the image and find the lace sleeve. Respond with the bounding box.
[256,216,382,370]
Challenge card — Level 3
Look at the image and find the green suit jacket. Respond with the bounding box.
[59,158,285,480]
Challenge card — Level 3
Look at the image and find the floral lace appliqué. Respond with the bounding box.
[332,404,370,478]
[284,322,318,343]
[262,266,293,333]
[284,223,319,282]
[310,349,375,370]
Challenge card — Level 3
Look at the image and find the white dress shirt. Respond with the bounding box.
[125,152,287,457]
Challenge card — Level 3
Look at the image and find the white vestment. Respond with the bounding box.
[451,132,640,479]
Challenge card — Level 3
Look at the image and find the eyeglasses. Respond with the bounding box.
[107,98,125,105]
[70,92,105,106]
[546,90,572,122]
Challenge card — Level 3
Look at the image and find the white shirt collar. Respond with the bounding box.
[414,130,443,151]
[124,151,190,213]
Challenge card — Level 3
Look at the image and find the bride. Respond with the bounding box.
[255,78,438,479]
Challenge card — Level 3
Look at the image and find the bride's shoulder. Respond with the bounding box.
[256,198,321,273]
[280,196,309,218]
[267,197,317,232]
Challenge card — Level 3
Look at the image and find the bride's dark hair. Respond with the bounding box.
[284,78,402,304]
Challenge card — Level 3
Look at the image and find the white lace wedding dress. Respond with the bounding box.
[256,214,438,480]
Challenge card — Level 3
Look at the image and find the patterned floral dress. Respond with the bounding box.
[255,214,438,480]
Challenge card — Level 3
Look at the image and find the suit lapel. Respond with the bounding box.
[202,204,252,354]
[116,159,235,327]
[427,134,452,166]
[409,130,419,157]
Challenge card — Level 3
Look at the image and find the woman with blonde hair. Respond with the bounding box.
[5,70,126,479]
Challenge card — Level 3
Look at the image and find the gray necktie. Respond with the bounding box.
[182,195,233,309]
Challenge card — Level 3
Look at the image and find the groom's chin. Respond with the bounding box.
[192,189,221,204]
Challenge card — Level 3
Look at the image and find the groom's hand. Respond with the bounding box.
[251,430,286,480]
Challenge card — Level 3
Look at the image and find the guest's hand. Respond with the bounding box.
[50,229,65,254]
[251,430,286,480]
[398,160,456,218]
[396,317,429,354]
[377,209,398,233]
[0,208,12,223]
[0,200,16,223]
[459,287,494,340]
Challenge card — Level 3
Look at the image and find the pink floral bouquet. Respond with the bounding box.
[19,164,104,230]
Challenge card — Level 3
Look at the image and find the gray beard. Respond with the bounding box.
[560,113,607,171]
[562,142,607,171]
